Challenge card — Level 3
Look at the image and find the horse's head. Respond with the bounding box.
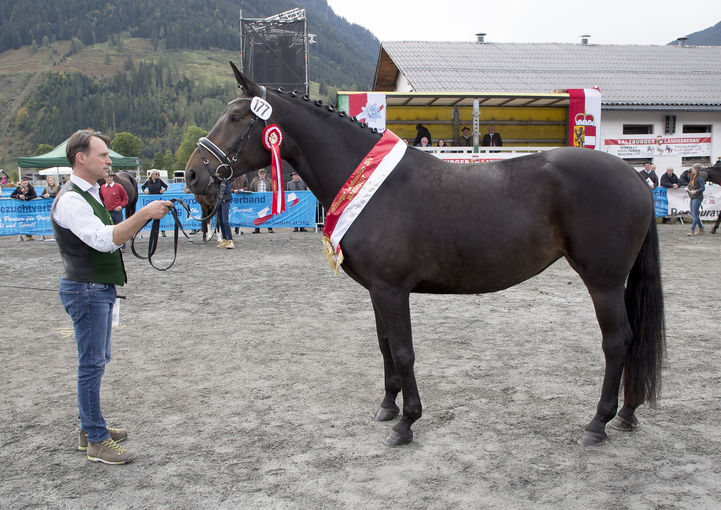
[185,62,272,195]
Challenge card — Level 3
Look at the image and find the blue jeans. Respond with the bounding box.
[59,278,116,443]
[217,200,232,240]
[690,198,703,231]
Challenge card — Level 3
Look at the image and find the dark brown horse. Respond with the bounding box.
[185,64,665,447]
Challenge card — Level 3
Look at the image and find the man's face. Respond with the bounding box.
[79,136,112,180]
[20,180,28,189]
[644,163,651,171]
[489,126,494,134]
[462,129,469,137]
[291,173,300,181]
[106,175,114,183]
[666,168,674,175]
[258,171,266,179]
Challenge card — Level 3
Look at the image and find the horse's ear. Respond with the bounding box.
[230,61,263,97]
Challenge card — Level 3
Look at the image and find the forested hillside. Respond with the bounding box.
[0,0,380,173]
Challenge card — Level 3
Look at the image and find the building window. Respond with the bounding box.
[623,124,653,135]
[625,158,653,168]
[682,156,711,166]
[682,125,711,134]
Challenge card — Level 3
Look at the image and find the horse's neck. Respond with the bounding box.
[274,96,379,208]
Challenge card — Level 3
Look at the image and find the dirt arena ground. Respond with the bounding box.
[1,222,719,509]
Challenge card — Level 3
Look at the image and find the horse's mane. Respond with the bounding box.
[268,87,383,139]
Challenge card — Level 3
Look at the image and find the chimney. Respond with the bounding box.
[580,34,590,45]
[677,37,688,47]
[476,33,486,44]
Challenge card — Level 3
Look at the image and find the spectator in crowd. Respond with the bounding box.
[401,138,409,146]
[456,126,472,147]
[686,163,706,236]
[481,125,503,151]
[52,129,172,465]
[142,170,169,236]
[660,167,679,189]
[660,167,680,224]
[142,170,168,195]
[41,175,60,199]
[413,123,432,147]
[99,170,129,250]
[417,136,431,148]
[11,177,37,200]
[287,170,308,232]
[249,168,274,234]
[231,173,249,235]
[216,179,234,249]
[713,156,721,167]
[639,163,658,188]
[679,168,691,187]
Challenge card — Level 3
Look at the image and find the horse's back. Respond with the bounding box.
[341,147,653,294]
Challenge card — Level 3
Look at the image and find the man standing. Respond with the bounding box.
[100,170,129,250]
[456,126,472,147]
[481,125,503,151]
[639,162,658,188]
[286,170,308,232]
[249,168,274,233]
[52,130,172,465]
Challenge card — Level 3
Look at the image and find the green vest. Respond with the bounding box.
[63,184,127,285]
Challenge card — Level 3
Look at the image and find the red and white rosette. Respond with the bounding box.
[262,124,285,215]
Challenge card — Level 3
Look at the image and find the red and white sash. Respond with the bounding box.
[322,130,406,272]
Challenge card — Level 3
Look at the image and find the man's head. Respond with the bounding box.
[66,130,112,181]
[650,164,657,172]
[258,168,267,178]
[290,170,300,181]
[462,127,470,136]
[644,163,651,171]
[488,126,495,134]
[666,167,674,175]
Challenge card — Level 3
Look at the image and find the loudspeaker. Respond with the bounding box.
[664,115,676,134]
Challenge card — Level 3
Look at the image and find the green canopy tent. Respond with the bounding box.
[17,139,139,169]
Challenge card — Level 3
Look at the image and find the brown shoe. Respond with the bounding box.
[86,438,135,464]
[77,427,128,451]
[225,240,235,249]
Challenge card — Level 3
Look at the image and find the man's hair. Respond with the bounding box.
[66,129,111,167]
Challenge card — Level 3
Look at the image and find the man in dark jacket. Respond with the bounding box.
[10,178,36,200]
[660,167,679,189]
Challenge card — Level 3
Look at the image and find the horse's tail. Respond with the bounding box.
[624,216,666,405]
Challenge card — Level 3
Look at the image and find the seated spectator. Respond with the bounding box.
[10,178,37,200]
[481,126,503,151]
[417,136,431,148]
[40,175,60,199]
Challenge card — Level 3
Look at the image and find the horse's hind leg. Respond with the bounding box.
[370,287,421,446]
[579,285,633,445]
[372,301,401,422]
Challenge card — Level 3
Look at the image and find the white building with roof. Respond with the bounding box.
[372,38,721,170]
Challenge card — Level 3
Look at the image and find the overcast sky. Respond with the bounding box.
[325,0,720,45]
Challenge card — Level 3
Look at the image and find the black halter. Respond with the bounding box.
[196,85,268,182]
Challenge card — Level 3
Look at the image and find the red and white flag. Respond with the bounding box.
[568,88,601,150]
[338,93,386,132]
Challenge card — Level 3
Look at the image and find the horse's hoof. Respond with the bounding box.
[384,429,413,447]
[375,407,399,422]
[577,429,608,446]
[609,414,637,431]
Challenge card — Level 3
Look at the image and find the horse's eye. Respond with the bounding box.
[230,115,241,122]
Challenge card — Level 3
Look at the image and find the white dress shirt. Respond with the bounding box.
[52,174,120,253]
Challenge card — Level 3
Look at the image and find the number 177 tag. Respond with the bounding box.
[251,97,272,120]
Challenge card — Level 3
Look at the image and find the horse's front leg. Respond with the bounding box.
[370,287,421,446]
[371,301,401,422]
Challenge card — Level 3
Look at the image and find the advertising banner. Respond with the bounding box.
[0,191,317,236]
[653,186,721,219]
[604,135,712,158]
